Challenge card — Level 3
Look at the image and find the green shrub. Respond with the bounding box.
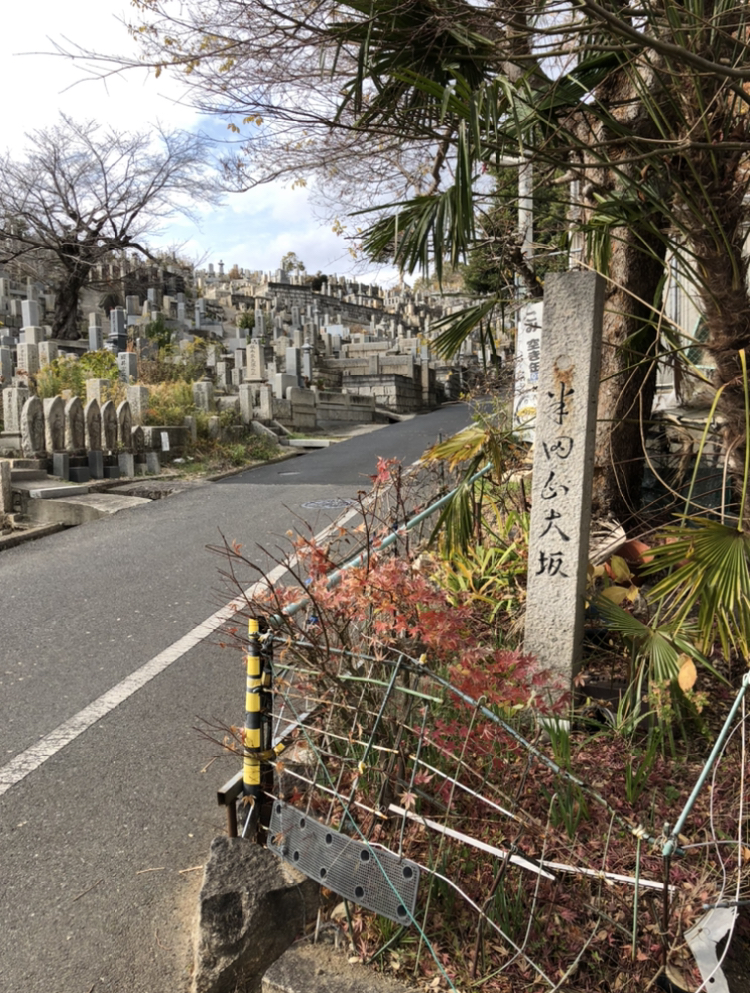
[143,380,197,426]
[36,351,120,400]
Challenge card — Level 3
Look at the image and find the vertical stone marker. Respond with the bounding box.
[524,271,604,694]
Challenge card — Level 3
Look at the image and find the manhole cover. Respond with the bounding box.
[301,498,358,509]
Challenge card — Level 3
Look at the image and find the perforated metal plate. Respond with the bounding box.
[268,799,420,924]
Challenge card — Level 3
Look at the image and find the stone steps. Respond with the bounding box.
[5,469,151,528]
[25,491,151,527]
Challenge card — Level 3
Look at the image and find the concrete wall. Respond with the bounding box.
[344,374,425,414]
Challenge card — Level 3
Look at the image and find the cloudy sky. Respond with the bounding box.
[5,1,395,282]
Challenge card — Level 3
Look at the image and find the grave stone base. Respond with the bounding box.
[69,466,91,483]
[51,453,70,481]
[118,453,136,477]
[88,451,105,479]
[103,466,121,479]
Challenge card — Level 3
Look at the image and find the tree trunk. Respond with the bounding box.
[53,273,86,340]
[693,186,750,522]
[580,65,670,526]
[592,230,667,524]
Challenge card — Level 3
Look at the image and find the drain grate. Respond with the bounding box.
[268,800,420,924]
[301,498,357,509]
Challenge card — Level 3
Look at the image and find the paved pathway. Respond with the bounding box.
[0,404,472,993]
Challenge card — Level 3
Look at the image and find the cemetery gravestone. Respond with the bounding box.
[20,397,46,457]
[21,299,39,328]
[0,460,12,514]
[65,397,85,453]
[118,353,138,382]
[3,387,29,434]
[101,400,118,452]
[126,385,150,425]
[43,396,65,452]
[38,341,58,367]
[85,399,102,451]
[16,343,39,377]
[117,401,133,451]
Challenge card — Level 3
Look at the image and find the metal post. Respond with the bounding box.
[243,618,262,828]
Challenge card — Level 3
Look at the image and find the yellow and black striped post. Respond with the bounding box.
[243,618,262,808]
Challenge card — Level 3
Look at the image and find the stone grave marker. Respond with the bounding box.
[523,271,604,693]
[286,347,301,382]
[117,401,132,451]
[193,379,215,411]
[118,353,138,383]
[513,301,544,440]
[0,460,12,513]
[89,314,103,351]
[239,384,254,424]
[101,400,118,452]
[21,299,39,328]
[23,327,45,345]
[65,396,85,453]
[43,396,65,451]
[246,341,266,381]
[16,343,39,377]
[126,385,150,425]
[86,378,110,406]
[4,387,29,434]
[0,346,12,385]
[38,341,58,367]
[21,397,46,457]
[84,399,102,451]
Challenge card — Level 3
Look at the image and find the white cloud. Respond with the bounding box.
[3,1,401,286]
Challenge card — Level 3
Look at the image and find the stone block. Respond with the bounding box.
[21,299,39,328]
[103,466,121,479]
[52,452,70,481]
[192,838,318,993]
[118,453,135,478]
[118,352,138,383]
[69,467,91,483]
[88,450,104,479]
[183,415,197,444]
[23,326,45,345]
[29,483,89,499]
[16,343,39,376]
[145,451,160,474]
[38,341,58,367]
[126,385,150,425]
[86,379,110,406]
[0,460,11,514]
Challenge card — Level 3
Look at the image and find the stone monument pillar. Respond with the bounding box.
[523,271,604,695]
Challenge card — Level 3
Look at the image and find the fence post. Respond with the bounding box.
[243,618,262,835]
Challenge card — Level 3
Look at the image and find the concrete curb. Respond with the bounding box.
[0,522,66,552]
[206,450,301,482]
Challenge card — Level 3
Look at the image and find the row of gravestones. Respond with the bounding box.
[14,395,133,460]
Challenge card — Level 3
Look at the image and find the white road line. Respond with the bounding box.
[0,567,280,797]
[0,458,424,798]
[0,502,367,799]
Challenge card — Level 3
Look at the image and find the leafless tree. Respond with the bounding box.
[0,116,221,338]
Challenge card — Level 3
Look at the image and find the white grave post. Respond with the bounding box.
[523,271,604,695]
[513,300,543,441]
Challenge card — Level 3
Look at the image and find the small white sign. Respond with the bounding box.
[513,301,543,441]
[160,431,170,452]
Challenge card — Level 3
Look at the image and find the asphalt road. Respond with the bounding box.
[0,403,472,993]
